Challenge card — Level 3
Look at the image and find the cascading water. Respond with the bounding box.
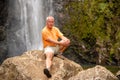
[7,0,53,57]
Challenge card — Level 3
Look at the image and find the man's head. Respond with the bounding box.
[46,16,54,29]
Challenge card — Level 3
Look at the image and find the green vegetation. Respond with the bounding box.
[62,0,120,65]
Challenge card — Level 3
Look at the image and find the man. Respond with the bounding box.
[42,16,70,78]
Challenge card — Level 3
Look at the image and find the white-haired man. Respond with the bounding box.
[42,16,70,78]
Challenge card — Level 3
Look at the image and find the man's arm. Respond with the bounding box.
[46,36,70,46]
[46,38,61,45]
[60,36,70,46]
[60,36,69,41]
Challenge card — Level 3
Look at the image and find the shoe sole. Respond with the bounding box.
[44,69,52,78]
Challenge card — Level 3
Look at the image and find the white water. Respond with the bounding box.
[7,0,53,57]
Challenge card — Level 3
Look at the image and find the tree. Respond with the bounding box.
[62,0,120,65]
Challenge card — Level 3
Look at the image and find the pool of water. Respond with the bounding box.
[81,65,120,75]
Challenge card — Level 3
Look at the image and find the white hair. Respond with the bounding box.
[46,16,54,21]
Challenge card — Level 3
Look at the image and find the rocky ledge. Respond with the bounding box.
[0,50,118,80]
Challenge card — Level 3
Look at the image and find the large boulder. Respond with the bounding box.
[0,50,83,80]
[69,65,118,80]
[116,70,120,79]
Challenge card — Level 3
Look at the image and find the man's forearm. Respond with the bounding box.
[47,38,60,45]
[61,36,68,40]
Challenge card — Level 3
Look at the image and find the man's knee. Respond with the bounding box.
[66,39,70,46]
[61,39,70,46]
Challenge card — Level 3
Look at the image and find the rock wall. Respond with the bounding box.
[0,0,8,64]
[53,0,69,28]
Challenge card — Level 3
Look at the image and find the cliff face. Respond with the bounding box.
[0,0,8,26]
[0,0,8,64]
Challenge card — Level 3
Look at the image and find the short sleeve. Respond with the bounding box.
[55,27,63,38]
[42,29,48,41]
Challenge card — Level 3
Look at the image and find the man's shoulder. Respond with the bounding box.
[53,26,59,30]
[42,26,47,32]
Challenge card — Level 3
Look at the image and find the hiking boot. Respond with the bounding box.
[44,68,52,78]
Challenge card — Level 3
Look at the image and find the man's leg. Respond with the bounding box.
[44,52,53,78]
[59,46,67,53]
[44,47,54,78]
[59,39,70,53]
[45,52,54,70]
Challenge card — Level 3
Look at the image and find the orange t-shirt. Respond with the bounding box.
[42,26,63,48]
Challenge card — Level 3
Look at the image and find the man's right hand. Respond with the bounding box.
[59,39,70,47]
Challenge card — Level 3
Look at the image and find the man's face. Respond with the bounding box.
[46,17,54,29]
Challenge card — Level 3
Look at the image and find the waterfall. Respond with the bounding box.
[48,0,54,16]
[7,0,53,57]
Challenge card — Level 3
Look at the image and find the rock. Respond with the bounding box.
[116,70,120,79]
[0,50,83,80]
[69,65,118,80]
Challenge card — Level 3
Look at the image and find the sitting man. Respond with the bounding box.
[42,16,70,78]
